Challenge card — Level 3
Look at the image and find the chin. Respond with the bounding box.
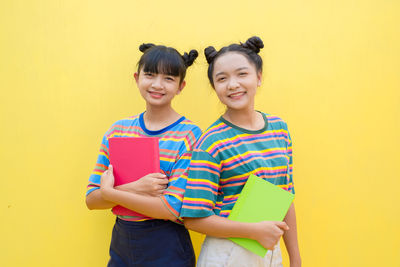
[226,102,249,111]
[225,106,247,112]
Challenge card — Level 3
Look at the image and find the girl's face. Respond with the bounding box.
[212,52,262,112]
[134,68,185,108]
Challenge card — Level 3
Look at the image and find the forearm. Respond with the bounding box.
[86,189,116,210]
[184,214,288,251]
[101,188,176,221]
[283,203,301,266]
[184,215,256,239]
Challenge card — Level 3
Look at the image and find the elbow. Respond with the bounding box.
[85,197,95,210]
[166,213,178,222]
[85,193,97,210]
[156,208,177,221]
[161,209,179,222]
[183,217,195,230]
[85,188,99,210]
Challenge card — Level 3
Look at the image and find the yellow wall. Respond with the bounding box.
[1,0,399,266]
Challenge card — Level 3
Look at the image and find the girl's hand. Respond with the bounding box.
[100,165,115,190]
[116,173,168,196]
[252,221,289,250]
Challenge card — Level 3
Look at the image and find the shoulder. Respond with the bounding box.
[262,112,292,143]
[112,114,141,126]
[104,114,141,138]
[178,117,202,134]
[170,117,202,141]
[262,112,289,131]
[160,116,202,151]
[195,118,229,150]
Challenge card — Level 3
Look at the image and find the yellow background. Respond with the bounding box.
[1,0,399,266]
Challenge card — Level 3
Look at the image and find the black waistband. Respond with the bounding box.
[116,217,179,228]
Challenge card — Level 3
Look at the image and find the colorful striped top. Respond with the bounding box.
[87,112,202,222]
[180,112,294,218]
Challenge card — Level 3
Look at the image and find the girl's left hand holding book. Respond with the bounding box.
[100,165,115,193]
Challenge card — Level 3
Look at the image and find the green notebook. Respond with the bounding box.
[228,174,294,257]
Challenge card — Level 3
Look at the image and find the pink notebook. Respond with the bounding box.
[108,137,160,217]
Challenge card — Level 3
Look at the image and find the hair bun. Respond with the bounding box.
[182,49,199,67]
[204,46,218,64]
[241,36,264,53]
[139,43,155,53]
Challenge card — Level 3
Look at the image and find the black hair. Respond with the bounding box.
[137,43,198,84]
[204,36,264,86]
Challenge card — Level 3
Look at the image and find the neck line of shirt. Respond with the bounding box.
[139,112,185,136]
[219,111,268,134]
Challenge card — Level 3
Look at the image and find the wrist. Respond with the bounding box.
[116,181,138,193]
[243,222,259,240]
[289,255,302,267]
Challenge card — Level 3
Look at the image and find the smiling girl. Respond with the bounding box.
[86,43,201,267]
[180,37,301,267]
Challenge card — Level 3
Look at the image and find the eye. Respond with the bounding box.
[144,72,154,77]
[216,76,226,82]
[239,72,248,76]
[165,76,176,81]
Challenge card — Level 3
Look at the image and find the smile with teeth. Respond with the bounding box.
[228,91,246,99]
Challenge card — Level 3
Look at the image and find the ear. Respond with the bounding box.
[134,72,139,83]
[177,80,186,95]
[256,71,262,87]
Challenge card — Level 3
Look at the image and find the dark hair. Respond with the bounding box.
[204,36,264,86]
[137,43,198,84]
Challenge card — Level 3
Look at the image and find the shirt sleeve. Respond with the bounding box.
[180,149,221,218]
[287,130,295,194]
[160,126,202,221]
[86,135,109,196]
[160,151,193,220]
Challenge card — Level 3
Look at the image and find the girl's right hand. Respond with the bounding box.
[116,173,168,196]
[252,221,289,250]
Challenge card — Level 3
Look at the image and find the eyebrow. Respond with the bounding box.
[215,67,249,77]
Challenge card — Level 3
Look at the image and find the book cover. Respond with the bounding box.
[228,174,294,257]
[108,137,160,217]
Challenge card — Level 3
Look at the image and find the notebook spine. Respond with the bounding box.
[153,139,160,172]
[229,174,255,221]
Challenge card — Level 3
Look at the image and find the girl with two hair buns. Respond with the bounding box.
[181,37,301,266]
[86,44,201,267]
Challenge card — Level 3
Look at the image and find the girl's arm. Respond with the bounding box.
[184,215,289,250]
[283,203,302,267]
[86,172,168,210]
[86,189,116,209]
[100,165,176,221]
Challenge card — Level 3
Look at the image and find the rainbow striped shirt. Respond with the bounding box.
[180,112,294,218]
[87,112,202,222]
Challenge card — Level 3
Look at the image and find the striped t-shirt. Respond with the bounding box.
[87,112,202,222]
[180,112,294,218]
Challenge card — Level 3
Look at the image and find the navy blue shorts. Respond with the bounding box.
[108,218,195,267]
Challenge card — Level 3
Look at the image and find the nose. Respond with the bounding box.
[151,76,164,90]
[227,77,239,90]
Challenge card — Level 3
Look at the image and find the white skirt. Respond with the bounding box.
[197,236,283,267]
